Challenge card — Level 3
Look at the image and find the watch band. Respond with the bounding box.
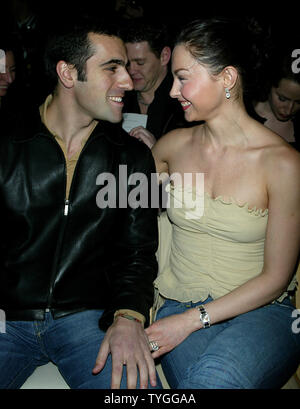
[197,305,211,328]
[114,312,143,324]
[114,309,145,324]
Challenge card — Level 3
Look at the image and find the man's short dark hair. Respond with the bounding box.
[120,18,170,58]
[44,16,120,89]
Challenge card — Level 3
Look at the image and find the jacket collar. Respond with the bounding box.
[96,120,126,146]
[11,106,127,146]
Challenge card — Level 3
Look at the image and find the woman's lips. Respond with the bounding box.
[180,100,191,111]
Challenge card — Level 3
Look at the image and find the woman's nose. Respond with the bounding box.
[169,81,180,99]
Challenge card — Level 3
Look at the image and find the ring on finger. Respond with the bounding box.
[149,340,160,352]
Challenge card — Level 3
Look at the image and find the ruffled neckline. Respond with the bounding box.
[166,183,269,217]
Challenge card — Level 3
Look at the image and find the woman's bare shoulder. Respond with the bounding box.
[161,126,197,141]
[261,137,300,191]
[152,125,203,175]
[155,124,203,151]
[250,119,299,160]
[243,119,300,193]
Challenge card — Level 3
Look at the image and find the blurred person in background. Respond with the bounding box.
[252,48,300,151]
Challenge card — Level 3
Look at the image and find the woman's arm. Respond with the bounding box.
[151,132,171,176]
[152,127,192,181]
[146,146,300,358]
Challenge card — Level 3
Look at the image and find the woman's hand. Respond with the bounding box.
[129,126,157,149]
[145,311,198,359]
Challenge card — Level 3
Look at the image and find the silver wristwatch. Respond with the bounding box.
[197,305,211,328]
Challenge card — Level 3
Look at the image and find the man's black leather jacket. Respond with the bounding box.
[0,109,158,330]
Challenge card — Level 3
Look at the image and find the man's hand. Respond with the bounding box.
[129,126,157,149]
[92,316,157,389]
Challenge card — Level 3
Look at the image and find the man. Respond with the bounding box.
[121,19,187,148]
[0,17,159,389]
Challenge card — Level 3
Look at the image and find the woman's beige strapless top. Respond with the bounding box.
[155,184,296,302]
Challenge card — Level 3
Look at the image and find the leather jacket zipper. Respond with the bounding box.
[44,127,98,315]
[43,132,71,314]
[46,198,70,313]
[64,199,70,216]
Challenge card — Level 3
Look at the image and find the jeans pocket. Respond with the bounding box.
[273,297,295,311]
[156,299,184,319]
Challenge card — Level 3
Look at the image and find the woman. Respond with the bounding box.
[0,40,16,109]
[0,34,21,130]
[145,18,300,389]
[252,51,300,151]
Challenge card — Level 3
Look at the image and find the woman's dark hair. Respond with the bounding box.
[174,17,271,100]
[44,16,120,89]
[0,31,22,82]
[0,33,17,54]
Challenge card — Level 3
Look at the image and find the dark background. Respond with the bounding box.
[1,0,298,107]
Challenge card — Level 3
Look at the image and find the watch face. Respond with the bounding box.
[198,305,210,328]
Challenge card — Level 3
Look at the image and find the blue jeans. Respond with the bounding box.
[156,297,300,389]
[0,310,162,389]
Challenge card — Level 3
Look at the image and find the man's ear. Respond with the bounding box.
[56,61,75,88]
[160,46,171,66]
[221,66,238,91]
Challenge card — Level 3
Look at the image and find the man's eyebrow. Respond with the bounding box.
[100,59,126,67]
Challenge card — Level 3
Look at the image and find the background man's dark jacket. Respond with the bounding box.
[123,73,188,139]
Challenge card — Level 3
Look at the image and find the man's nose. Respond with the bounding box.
[120,69,133,91]
[127,62,138,76]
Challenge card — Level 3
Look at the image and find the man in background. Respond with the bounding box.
[121,18,187,148]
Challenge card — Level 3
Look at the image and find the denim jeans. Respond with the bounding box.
[0,309,162,389]
[156,297,300,389]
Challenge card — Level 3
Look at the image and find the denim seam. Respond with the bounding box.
[7,358,36,389]
[34,321,50,359]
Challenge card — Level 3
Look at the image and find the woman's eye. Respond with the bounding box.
[278,95,286,102]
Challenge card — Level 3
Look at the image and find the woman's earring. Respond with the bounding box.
[225,88,231,99]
